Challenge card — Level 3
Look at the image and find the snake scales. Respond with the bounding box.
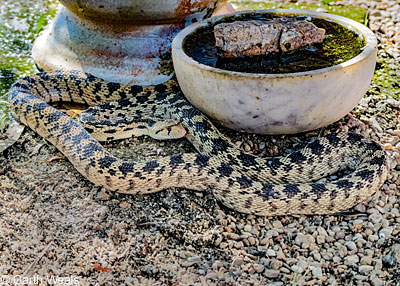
[7,70,388,216]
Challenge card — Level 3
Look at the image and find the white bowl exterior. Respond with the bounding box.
[172,9,377,134]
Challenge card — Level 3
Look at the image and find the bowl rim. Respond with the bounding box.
[172,9,377,78]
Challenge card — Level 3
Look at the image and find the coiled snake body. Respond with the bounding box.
[8,70,388,216]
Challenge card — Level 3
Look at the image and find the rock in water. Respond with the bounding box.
[279,18,325,52]
[214,18,325,58]
[214,20,281,57]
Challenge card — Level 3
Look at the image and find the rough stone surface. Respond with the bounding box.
[214,18,325,57]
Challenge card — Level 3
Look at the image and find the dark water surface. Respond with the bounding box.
[183,14,365,74]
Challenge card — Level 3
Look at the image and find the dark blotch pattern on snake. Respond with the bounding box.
[7,70,388,216]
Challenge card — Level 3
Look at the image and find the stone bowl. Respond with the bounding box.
[172,9,377,134]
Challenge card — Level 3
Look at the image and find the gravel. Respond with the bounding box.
[0,0,399,285]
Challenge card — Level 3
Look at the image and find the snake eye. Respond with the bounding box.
[285,43,291,50]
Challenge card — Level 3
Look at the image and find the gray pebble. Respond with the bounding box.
[358,265,373,275]
[295,233,314,245]
[247,246,261,256]
[376,238,386,247]
[344,255,359,265]
[391,136,400,145]
[360,256,372,265]
[386,97,400,108]
[379,226,393,239]
[365,249,374,258]
[259,237,269,246]
[354,275,368,281]
[259,258,269,267]
[368,234,379,242]
[233,257,245,267]
[335,230,345,240]
[266,229,279,237]
[310,266,322,278]
[253,264,265,273]
[298,260,308,271]
[382,254,396,267]
[354,203,367,213]
[244,143,251,152]
[314,218,323,226]
[183,256,201,267]
[391,243,400,261]
[345,241,357,252]
[369,213,383,224]
[290,265,303,273]
[371,278,384,286]
[270,259,282,270]
[266,249,276,257]
[280,267,290,274]
[244,224,251,232]
[247,236,256,246]
[205,271,218,280]
[322,252,333,261]
[212,260,224,270]
[315,235,325,244]
[317,226,328,236]
[391,208,400,217]
[373,259,383,271]
[264,269,280,279]
[228,233,240,240]
[301,242,310,249]
[272,220,283,228]
[370,10,382,16]
[312,251,321,261]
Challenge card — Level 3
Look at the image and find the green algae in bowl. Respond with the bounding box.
[183,13,365,74]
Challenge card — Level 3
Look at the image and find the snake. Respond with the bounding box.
[7,70,388,216]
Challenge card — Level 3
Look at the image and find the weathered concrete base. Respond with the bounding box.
[32,1,231,85]
[32,8,180,85]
